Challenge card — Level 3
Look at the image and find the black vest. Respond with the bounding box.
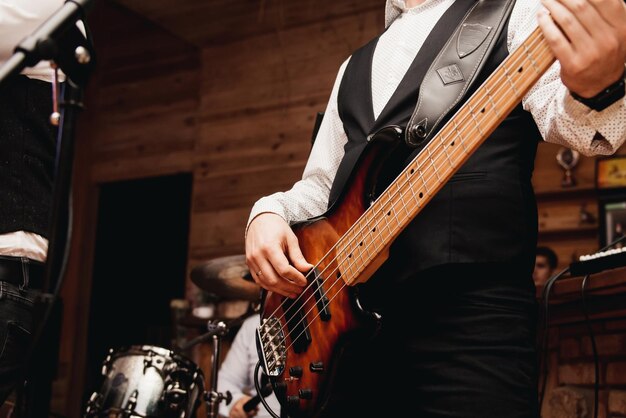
[0,75,56,238]
[330,1,542,281]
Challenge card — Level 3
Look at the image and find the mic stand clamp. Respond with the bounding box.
[204,320,232,418]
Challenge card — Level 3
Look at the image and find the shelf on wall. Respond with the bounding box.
[535,186,597,201]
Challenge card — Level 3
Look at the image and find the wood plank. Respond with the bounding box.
[195,103,322,174]
[199,10,381,118]
[188,208,251,261]
[538,198,599,233]
[192,163,306,212]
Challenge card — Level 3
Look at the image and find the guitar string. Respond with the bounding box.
[261,29,552,360]
[261,29,550,357]
[263,32,552,361]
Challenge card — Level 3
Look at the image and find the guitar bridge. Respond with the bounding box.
[256,316,286,377]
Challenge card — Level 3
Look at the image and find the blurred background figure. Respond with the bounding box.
[533,246,559,289]
[217,313,280,418]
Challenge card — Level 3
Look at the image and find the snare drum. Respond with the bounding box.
[84,345,204,418]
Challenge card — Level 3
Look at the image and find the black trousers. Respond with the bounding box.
[321,262,539,418]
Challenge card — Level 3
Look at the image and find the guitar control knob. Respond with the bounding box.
[289,366,303,377]
[309,362,324,373]
[299,389,313,400]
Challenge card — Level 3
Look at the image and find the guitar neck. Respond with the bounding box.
[336,27,555,285]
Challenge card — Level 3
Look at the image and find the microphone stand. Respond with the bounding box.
[179,314,252,418]
[0,1,95,416]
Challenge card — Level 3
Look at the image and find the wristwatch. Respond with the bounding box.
[570,68,626,112]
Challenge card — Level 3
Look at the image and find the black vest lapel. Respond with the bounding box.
[337,36,379,142]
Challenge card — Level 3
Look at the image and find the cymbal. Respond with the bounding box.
[190,254,260,301]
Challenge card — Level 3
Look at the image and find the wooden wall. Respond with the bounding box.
[52,0,624,416]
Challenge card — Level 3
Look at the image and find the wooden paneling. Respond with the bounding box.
[199,10,381,117]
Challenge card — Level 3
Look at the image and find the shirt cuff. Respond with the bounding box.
[245,198,289,238]
[564,90,626,154]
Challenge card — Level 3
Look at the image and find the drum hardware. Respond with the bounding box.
[85,253,261,418]
[178,313,253,418]
[84,345,205,418]
[190,254,261,302]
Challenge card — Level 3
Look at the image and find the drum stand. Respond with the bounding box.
[180,314,253,418]
[203,320,232,418]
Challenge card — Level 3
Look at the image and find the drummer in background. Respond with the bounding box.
[218,313,281,418]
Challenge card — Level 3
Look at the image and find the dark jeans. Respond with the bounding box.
[322,263,539,418]
[0,281,37,405]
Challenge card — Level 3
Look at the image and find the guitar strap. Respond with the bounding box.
[406,0,516,147]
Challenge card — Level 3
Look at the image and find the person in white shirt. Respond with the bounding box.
[0,0,64,406]
[245,0,626,417]
[217,314,281,418]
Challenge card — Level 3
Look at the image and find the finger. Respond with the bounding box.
[266,247,309,287]
[286,234,314,275]
[588,0,626,31]
[554,0,604,40]
[256,258,303,298]
[537,7,575,59]
[544,0,594,38]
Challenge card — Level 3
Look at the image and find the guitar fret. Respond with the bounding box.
[381,205,394,236]
[452,119,469,155]
[391,206,401,230]
[502,62,520,96]
[468,103,484,135]
[398,185,411,219]
[522,42,541,74]
[406,169,422,208]
[418,169,431,196]
[426,146,443,184]
[484,84,501,118]
[355,218,370,262]
[439,132,455,168]
[391,181,410,223]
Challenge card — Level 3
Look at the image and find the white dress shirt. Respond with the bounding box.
[248,0,626,229]
[218,314,281,418]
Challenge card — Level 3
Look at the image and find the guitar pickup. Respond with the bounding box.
[311,268,331,321]
[282,297,311,353]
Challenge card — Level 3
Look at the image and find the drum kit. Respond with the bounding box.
[83,254,266,418]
